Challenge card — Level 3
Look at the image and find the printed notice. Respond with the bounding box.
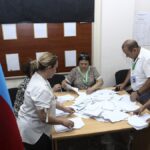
[65,50,76,67]
[6,53,20,71]
[64,23,76,37]
[2,24,17,40]
[34,23,48,38]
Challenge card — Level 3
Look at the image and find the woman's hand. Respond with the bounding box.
[60,118,74,129]
[86,87,94,94]
[53,84,62,92]
[64,107,75,114]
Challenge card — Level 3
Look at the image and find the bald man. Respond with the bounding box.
[117,39,150,104]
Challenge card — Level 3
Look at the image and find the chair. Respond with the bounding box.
[115,69,132,93]
[48,74,65,88]
[8,88,18,106]
[115,69,130,85]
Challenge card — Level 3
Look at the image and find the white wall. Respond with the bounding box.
[100,0,135,87]
[135,0,150,11]
[6,77,24,88]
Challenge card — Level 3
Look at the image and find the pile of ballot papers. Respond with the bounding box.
[55,89,150,132]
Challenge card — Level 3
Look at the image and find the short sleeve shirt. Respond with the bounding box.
[130,48,150,91]
[17,72,56,144]
[66,66,101,89]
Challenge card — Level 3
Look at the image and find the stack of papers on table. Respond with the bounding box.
[116,95,140,112]
[54,117,85,133]
[56,109,69,117]
[128,114,150,130]
[57,94,75,103]
[83,102,103,117]
[101,110,129,122]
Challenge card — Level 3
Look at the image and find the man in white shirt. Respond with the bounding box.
[117,39,150,104]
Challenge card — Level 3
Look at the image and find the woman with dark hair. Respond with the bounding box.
[14,60,37,117]
[62,52,103,94]
[17,52,74,150]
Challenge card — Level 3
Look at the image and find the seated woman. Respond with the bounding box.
[14,60,37,117]
[62,53,103,94]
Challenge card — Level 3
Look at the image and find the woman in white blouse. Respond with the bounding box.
[17,52,74,150]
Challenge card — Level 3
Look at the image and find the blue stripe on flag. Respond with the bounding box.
[0,64,13,110]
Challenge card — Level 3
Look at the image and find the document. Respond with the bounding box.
[54,117,84,133]
[6,53,20,71]
[66,83,80,95]
[101,110,129,122]
[2,24,17,40]
[57,94,75,103]
[128,114,150,130]
[65,50,77,67]
[64,22,76,37]
[34,23,48,38]
[56,109,69,117]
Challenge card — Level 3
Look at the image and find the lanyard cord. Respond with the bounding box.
[78,66,90,84]
[132,58,139,70]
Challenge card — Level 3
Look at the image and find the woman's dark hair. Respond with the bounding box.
[78,53,90,62]
[22,59,37,78]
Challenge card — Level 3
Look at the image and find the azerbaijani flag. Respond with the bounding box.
[0,64,23,150]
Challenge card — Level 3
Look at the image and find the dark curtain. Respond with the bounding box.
[0,0,94,23]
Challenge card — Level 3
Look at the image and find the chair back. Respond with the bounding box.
[48,74,65,87]
[8,88,18,106]
[115,69,130,85]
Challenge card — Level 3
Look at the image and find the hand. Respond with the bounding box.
[64,107,75,114]
[61,118,74,129]
[61,80,67,89]
[130,91,139,102]
[86,87,93,94]
[133,106,145,115]
[116,83,125,91]
[53,84,62,92]
[146,118,150,124]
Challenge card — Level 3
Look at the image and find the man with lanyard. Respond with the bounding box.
[117,39,150,104]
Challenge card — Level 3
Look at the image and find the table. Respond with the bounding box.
[52,91,150,150]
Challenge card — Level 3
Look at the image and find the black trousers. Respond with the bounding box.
[24,134,52,150]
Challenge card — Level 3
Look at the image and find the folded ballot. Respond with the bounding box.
[54,117,85,133]
[128,114,150,130]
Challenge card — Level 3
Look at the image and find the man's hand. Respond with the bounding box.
[130,91,139,101]
[116,83,126,91]
[133,106,145,115]
[64,107,75,114]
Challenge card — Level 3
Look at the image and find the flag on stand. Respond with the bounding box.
[0,64,23,150]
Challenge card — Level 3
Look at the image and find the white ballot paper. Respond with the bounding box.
[128,114,150,130]
[54,117,84,133]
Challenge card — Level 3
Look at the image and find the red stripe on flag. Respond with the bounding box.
[0,96,23,150]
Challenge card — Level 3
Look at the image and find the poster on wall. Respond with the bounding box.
[64,50,76,67]
[133,11,150,46]
[6,53,20,71]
